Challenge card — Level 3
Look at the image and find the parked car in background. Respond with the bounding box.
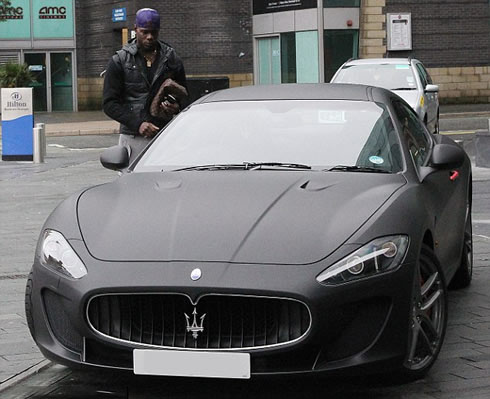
[331,58,440,134]
[26,84,471,382]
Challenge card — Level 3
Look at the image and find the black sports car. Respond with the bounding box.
[26,84,472,381]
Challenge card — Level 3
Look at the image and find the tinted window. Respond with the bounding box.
[136,100,403,173]
[393,101,431,167]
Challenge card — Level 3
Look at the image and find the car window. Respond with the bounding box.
[135,100,403,173]
[332,63,417,90]
[392,100,431,167]
[415,64,428,88]
[415,62,433,85]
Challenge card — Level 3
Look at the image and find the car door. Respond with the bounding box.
[415,62,438,131]
[393,100,465,276]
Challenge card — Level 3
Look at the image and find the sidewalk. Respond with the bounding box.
[0,111,119,138]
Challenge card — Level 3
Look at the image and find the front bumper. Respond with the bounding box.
[27,240,416,376]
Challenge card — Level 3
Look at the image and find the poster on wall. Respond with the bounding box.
[387,13,412,51]
[33,0,74,38]
[253,0,317,15]
[0,0,31,39]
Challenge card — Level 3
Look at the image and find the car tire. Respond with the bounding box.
[449,193,473,289]
[25,271,35,337]
[433,114,440,134]
[398,244,448,381]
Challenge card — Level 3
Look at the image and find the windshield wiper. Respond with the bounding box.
[327,165,391,173]
[391,87,416,91]
[171,162,312,172]
[171,164,248,171]
[246,162,311,170]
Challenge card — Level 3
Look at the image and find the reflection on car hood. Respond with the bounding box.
[77,171,406,264]
[392,90,420,110]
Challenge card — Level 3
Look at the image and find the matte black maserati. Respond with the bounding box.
[26,84,472,381]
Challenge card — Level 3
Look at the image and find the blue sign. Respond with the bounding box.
[112,7,126,22]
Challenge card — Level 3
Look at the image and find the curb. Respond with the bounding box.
[0,359,51,393]
[440,111,490,119]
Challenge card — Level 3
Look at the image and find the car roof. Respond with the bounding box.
[194,83,387,104]
[342,58,418,66]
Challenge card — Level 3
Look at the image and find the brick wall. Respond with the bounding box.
[384,0,489,68]
[359,0,386,58]
[428,67,490,104]
[75,0,253,110]
[359,0,490,103]
[78,74,253,112]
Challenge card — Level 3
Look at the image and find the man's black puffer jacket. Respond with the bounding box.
[103,39,187,135]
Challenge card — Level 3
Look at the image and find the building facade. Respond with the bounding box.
[0,0,488,112]
[0,0,77,112]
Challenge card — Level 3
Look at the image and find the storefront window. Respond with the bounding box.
[296,31,319,83]
[324,0,360,7]
[257,37,281,85]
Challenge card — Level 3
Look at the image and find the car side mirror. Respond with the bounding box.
[425,84,439,93]
[100,145,129,171]
[431,143,465,169]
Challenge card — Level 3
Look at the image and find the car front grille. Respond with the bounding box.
[87,294,310,350]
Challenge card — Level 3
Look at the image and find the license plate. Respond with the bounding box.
[133,349,251,379]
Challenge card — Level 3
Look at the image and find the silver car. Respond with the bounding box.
[331,58,439,134]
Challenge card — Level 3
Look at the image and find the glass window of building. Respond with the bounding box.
[324,0,360,7]
[324,30,359,81]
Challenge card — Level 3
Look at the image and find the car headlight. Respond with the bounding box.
[316,235,409,285]
[39,230,87,279]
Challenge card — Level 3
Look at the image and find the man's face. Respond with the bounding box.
[135,27,159,50]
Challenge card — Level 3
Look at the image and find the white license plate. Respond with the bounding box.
[133,349,251,379]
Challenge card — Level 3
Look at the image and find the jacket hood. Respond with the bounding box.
[77,171,406,264]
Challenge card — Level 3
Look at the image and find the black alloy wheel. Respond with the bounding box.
[401,244,448,380]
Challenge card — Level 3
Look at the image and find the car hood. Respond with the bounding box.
[77,171,406,264]
[392,90,420,110]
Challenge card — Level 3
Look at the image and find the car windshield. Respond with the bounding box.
[333,64,417,91]
[135,100,404,173]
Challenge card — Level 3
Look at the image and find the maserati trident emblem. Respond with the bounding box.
[185,308,206,339]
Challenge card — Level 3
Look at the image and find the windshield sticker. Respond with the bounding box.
[318,110,346,124]
[396,65,410,69]
[369,156,384,165]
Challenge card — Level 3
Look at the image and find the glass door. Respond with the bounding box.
[25,53,47,112]
[324,30,359,81]
[51,53,73,111]
[24,51,74,112]
[257,37,281,85]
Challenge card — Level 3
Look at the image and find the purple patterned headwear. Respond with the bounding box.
[135,8,160,30]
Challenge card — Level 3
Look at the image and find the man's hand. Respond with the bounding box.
[138,121,160,138]
[160,100,180,116]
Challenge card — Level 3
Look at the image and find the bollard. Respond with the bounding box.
[33,127,44,163]
[36,123,46,157]
[475,129,490,168]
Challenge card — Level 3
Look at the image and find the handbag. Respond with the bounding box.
[149,78,188,120]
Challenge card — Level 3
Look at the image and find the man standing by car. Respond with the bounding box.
[103,8,187,162]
